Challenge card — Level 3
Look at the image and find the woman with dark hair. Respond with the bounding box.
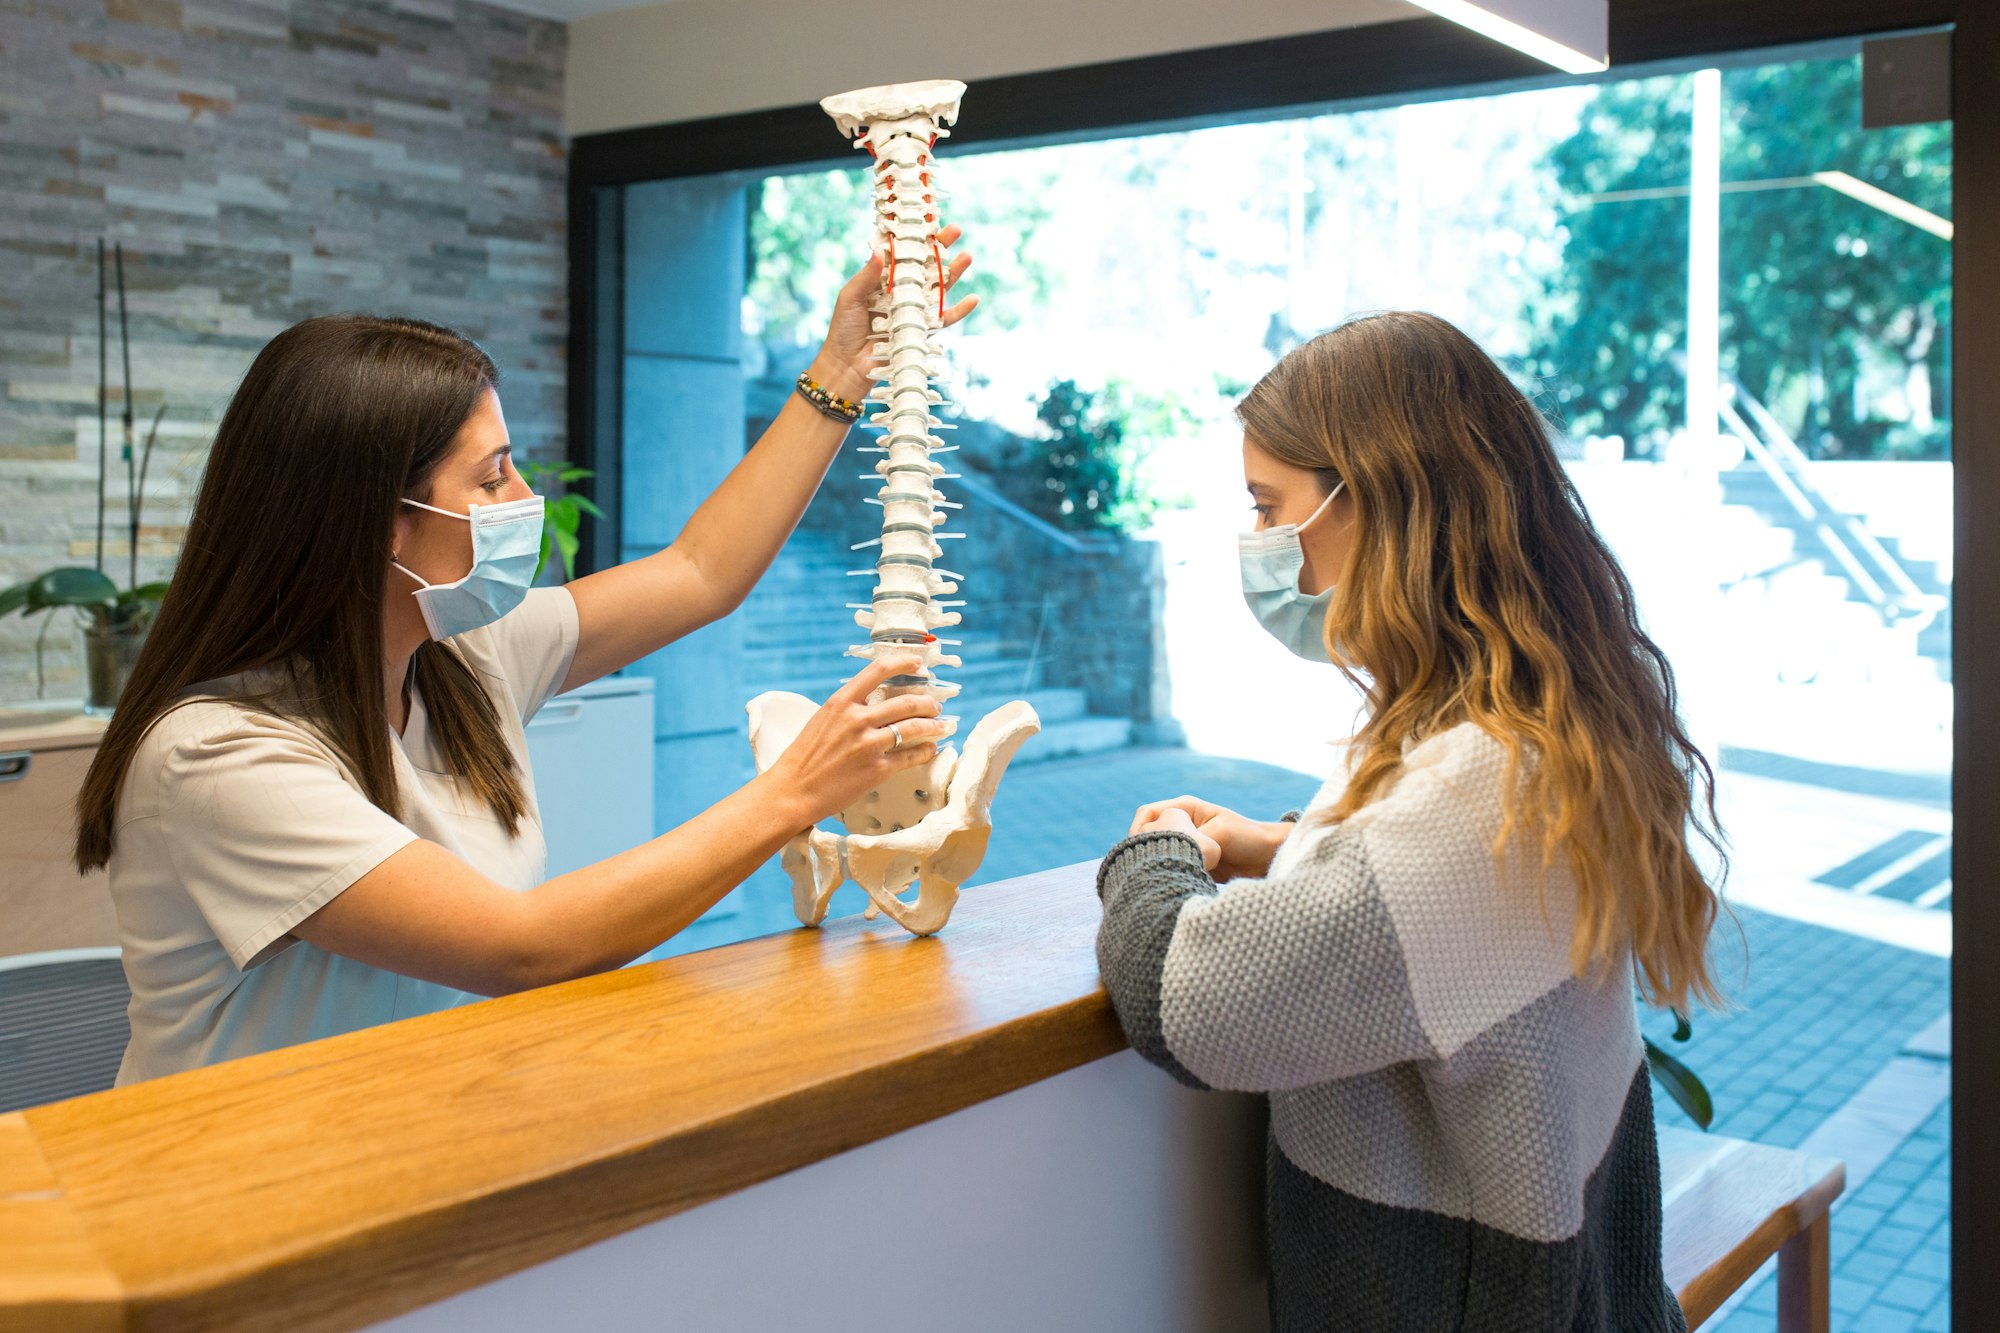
[1094,312,1720,1330]
[79,240,974,1083]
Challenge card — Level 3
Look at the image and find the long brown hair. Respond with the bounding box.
[76,315,527,872]
[1239,311,1726,1011]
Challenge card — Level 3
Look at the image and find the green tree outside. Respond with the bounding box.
[1532,58,1951,459]
[745,153,1061,350]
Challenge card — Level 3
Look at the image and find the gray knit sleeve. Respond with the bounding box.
[1095,832,1220,1089]
[1152,826,1436,1092]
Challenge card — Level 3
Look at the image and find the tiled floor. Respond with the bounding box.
[660,744,1952,1327]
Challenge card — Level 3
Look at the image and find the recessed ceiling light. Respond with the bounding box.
[1407,0,1608,76]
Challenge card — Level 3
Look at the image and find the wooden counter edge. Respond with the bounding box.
[189,995,1127,1333]
[0,1113,126,1333]
[8,876,1848,1333]
[4,924,1129,1333]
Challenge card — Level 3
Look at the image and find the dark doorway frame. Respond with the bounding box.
[568,0,1994,1314]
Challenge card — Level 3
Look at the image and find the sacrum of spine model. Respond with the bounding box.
[744,79,1040,936]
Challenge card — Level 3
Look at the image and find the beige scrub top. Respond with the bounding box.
[108,587,580,1085]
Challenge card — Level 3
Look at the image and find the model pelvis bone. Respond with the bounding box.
[741,77,1038,936]
[746,694,1039,935]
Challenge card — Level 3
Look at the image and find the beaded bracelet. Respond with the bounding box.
[796,370,863,423]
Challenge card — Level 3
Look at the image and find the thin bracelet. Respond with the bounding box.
[796,370,863,423]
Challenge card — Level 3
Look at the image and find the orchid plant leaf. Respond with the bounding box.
[20,567,119,613]
[1644,1035,1714,1130]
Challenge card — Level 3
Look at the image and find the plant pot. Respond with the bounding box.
[82,616,148,714]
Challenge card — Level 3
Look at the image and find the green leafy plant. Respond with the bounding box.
[1532,59,1951,459]
[518,460,604,582]
[1644,1008,1714,1130]
[990,379,1188,535]
[0,568,168,696]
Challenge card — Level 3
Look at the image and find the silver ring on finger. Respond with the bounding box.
[887,722,904,753]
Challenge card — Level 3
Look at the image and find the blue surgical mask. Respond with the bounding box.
[1239,482,1344,663]
[393,494,545,640]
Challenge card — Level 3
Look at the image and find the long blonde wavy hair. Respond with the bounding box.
[1239,311,1726,1011]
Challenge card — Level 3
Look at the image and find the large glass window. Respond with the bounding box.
[612,50,1951,1327]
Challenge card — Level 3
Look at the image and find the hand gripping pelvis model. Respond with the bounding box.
[745,80,1040,936]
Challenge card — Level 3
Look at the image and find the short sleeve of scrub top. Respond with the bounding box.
[108,585,580,1085]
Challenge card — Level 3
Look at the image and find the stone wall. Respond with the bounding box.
[0,0,567,703]
[745,362,1177,738]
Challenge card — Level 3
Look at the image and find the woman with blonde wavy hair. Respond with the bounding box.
[1094,310,1722,1331]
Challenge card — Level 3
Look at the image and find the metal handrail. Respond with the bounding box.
[1717,377,1944,631]
[943,463,1123,556]
[1718,397,1890,606]
[1726,377,1938,610]
[1020,593,1056,694]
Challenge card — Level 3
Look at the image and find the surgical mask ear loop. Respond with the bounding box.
[390,538,435,590]
[1294,480,1345,535]
[403,498,473,521]
[391,557,433,590]
[392,497,475,591]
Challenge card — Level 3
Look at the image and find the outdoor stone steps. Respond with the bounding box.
[732,669,1124,765]
[1711,505,1801,576]
[1022,685,1088,724]
[1013,715,1134,763]
[1719,558,1947,687]
[1718,468,1951,601]
[945,685,1089,727]
[744,651,1046,700]
[1877,534,1950,600]
[731,523,1139,761]
[741,619,890,654]
[1714,464,1949,684]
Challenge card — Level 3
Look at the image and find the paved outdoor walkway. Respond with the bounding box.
[660,744,1951,1328]
[661,745,1324,955]
[1655,908,1950,1332]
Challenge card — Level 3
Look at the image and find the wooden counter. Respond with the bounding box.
[1,848,1810,1332]
[0,862,1132,1333]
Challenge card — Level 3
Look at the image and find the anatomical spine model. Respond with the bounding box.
[744,79,1040,936]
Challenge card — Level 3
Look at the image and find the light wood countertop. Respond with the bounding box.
[1,848,1797,1332]
[0,862,1124,1333]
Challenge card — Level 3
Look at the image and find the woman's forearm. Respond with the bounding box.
[518,769,820,987]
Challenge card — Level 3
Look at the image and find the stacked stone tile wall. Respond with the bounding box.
[0,0,566,703]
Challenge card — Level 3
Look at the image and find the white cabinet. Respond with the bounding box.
[523,676,656,878]
[0,705,115,957]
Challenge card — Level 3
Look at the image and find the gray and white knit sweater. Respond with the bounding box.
[1096,722,1688,1332]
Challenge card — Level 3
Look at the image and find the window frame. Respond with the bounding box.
[566,3,1995,1313]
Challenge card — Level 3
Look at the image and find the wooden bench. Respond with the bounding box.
[1661,1125,1846,1331]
